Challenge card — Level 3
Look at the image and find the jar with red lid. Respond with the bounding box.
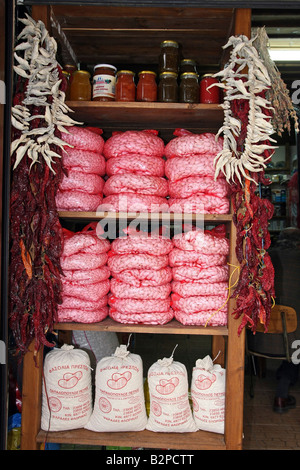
[136,71,157,102]
[69,70,91,101]
[115,70,136,101]
[200,74,220,104]
[93,64,117,101]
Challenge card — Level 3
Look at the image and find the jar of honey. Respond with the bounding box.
[158,72,178,102]
[179,72,199,103]
[115,70,136,101]
[93,64,117,101]
[200,74,220,104]
[159,40,179,74]
[136,71,157,102]
[69,70,91,101]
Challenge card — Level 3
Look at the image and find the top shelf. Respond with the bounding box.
[66,101,224,139]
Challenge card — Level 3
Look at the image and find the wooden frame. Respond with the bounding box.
[19,5,250,451]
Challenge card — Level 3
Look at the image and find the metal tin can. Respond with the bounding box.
[179,72,199,103]
[158,72,178,102]
[93,64,117,101]
[200,74,220,104]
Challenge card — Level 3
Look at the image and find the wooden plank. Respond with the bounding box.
[36,428,226,450]
[21,342,43,450]
[255,305,297,334]
[65,101,224,134]
[58,210,232,224]
[54,318,229,336]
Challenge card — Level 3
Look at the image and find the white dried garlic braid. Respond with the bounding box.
[211,35,277,185]
[11,14,81,172]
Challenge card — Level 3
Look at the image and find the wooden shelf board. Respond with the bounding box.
[66,101,224,134]
[36,428,226,450]
[54,318,228,336]
[58,211,232,224]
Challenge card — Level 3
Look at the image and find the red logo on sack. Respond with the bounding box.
[107,371,132,390]
[58,371,83,389]
[195,373,216,390]
[156,377,179,395]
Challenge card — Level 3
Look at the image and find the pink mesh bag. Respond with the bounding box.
[164,129,223,159]
[165,155,217,181]
[103,174,168,197]
[61,126,105,154]
[168,176,228,199]
[106,154,165,177]
[110,279,171,300]
[174,308,227,326]
[103,130,165,159]
[114,267,172,287]
[59,170,105,195]
[58,306,108,323]
[171,292,227,313]
[108,253,169,273]
[172,281,228,297]
[99,193,169,213]
[169,248,227,268]
[108,296,171,314]
[111,232,173,256]
[109,308,174,325]
[168,195,229,214]
[56,190,103,212]
[62,149,106,176]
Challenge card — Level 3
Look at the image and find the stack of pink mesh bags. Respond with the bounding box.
[57,223,110,323]
[165,129,229,214]
[100,130,169,213]
[170,225,230,326]
[108,229,174,324]
[56,127,106,211]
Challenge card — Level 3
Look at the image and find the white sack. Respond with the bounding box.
[191,355,226,434]
[85,344,147,432]
[146,351,197,433]
[41,344,92,432]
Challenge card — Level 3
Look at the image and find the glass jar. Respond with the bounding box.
[62,70,71,100]
[159,40,179,74]
[179,72,199,103]
[136,71,157,102]
[158,72,178,103]
[93,64,117,101]
[200,74,220,104]
[69,70,91,101]
[63,64,77,84]
[180,59,197,74]
[115,70,136,101]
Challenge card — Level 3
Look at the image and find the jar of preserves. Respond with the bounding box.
[62,70,71,100]
[115,70,136,101]
[93,64,117,101]
[69,70,91,101]
[179,72,199,103]
[158,72,178,103]
[136,71,157,102]
[63,64,77,84]
[180,59,197,74]
[200,74,220,104]
[159,40,179,74]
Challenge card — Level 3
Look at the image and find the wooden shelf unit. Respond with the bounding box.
[19,5,250,451]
